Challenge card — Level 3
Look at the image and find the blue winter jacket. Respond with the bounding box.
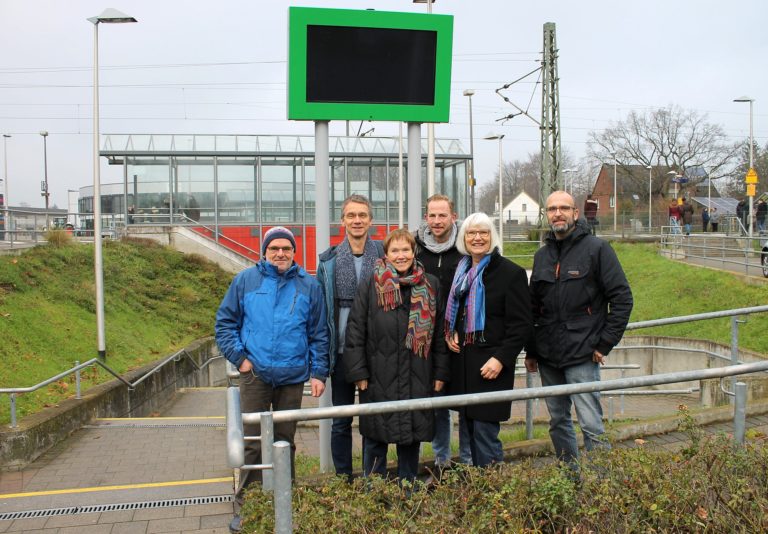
[215,260,329,386]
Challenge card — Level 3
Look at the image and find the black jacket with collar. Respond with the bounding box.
[414,229,464,310]
[528,220,633,368]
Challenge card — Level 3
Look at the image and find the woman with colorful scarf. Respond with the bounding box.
[445,212,533,467]
[343,229,450,483]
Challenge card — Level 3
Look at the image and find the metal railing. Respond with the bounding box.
[1,349,222,428]
[228,360,768,534]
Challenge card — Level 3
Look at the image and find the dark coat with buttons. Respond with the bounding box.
[343,271,450,445]
[446,251,533,422]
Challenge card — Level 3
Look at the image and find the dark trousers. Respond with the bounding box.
[465,418,503,467]
[711,223,718,232]
[364,438,421,482]
[236,371,303,508]
[331,354,360,476]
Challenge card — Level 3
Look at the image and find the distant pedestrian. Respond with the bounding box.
[701,207,710,233]
[757,199,767,233]
[680,197,694,235]
[736,199,747,234]
[583,194,599,235]
[668,200,681,234]
[709,207,720,232]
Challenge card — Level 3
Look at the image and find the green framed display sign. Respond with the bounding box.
[288,7,453,123]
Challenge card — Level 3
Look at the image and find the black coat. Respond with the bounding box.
[447,252,533,422]
[414,233,463,310]
[528,221,633,368]
[343,271,450,445]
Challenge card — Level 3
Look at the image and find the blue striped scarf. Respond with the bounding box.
[445,254,490,345]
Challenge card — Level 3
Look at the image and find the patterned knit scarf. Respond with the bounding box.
[335,237,379,308]
[373,258,436,358]
[445,254,491,345]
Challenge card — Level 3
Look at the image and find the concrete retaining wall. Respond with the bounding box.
[0,338,226,470]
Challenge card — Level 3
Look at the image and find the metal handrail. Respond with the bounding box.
[239,361,768,427]
[1,350,223,428]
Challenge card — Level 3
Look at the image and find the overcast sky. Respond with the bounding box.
[1,0,766,209]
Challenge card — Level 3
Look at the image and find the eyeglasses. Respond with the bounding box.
[466,230,490,238]
[266,246,294,254]
[546,205,575,214]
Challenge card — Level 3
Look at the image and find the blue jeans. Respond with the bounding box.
[538,359,610,465]
[464,418,503,467]
[364,439,420,482]
[432,392,473,466]
[331,355,359,477]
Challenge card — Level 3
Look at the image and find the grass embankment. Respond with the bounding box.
[505,241,767,354]
[0,237,232,425]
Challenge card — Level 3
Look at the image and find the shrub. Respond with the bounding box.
[240,434,768,533]
[44,228,73,247]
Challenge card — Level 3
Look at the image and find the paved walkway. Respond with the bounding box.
[0,387,765,533]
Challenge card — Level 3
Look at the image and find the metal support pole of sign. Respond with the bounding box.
[260,411,274,492]
[407,122,422,230]
[75,361,82,399]
[734,382,747,445]
[226,387,245,469]
[273,440,293,534]
[525,371,534,440]
[314,120,332,473]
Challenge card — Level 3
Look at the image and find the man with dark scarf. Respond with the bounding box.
[317,194,384,480]
[414,194,471,468]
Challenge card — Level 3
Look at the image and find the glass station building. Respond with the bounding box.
[80,134,471,269]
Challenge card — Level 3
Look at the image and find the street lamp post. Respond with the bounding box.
[2,134,9,211]
[463,89,476,212]
[734,96,755,240]
[484,133,505,240]
[612,154,618,233]
[40,131,49,228]
[562,168,576,194]
[645,165,653,233]
[646,165,653,231]
[88,8,137,360]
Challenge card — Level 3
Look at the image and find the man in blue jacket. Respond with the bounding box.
[317,194,384,480]
[216,226,329,533]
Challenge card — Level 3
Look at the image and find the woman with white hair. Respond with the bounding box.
[444,212,533,466]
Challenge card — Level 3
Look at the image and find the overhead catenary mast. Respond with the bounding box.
[539,22,562,215]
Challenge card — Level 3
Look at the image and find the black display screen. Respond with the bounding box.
[306,25,437,105]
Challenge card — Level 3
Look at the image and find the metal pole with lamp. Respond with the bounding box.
[40,131,49,229]
[646,165,652,231]
[88,8,137,360]
[2,134,9,227]
[414,0,436,196]
[734,96,756,240]
[463,89,476,212]
[484,133,505,240]
[612,154,618,233]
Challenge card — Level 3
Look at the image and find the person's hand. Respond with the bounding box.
[356,379,368,391]
[434,380,444,392]
[446,332,461,353]
[239,359,253,373]
[480,357,503,380]
[310,378,325,398]
[593,350,606,365]
[524,357,538,373]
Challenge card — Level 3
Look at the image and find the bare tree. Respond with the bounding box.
[587,105,739,196]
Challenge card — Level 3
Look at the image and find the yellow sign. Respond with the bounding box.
[747,184,756,197]
[745,167,759,184]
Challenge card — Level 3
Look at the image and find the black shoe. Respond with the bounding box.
[229,514,242,533]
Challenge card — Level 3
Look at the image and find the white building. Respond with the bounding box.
[501,191,539,225]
